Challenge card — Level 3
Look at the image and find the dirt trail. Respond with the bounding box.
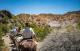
[37,42,42,49]
[2,34,42,51]
[2,34,12,51]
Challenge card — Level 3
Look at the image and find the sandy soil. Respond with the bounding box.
[2,34,12,51]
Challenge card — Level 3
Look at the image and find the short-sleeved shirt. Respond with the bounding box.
[22,27,35,39]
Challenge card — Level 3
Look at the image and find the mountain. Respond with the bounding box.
[66,10,80,14]
[0,10,12,23]
[16,10,80,27]
[0,10,80,50]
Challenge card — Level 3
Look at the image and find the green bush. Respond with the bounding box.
[30,23,51,41]
[77,22,80,30]
[0,10,12,49]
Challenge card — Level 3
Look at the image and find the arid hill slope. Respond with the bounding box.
[16,11,80,26]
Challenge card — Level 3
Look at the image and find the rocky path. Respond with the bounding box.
[2,34,42,51]
[2,34,12,51]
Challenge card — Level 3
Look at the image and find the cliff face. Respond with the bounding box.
[16,11,80,27]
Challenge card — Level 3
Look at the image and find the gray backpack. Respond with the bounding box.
[22,27,33,39]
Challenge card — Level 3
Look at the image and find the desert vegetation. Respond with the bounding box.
[0,10,80,51]
[39,29,80,51]
[0,10,51,50]
[0,10,12,50]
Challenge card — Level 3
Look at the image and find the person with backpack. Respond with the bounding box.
[21,23,36,40]
[18,23,37,51]
[9,27,18,44]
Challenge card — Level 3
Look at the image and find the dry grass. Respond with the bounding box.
[1,47,9,51]
[39,30,80,51]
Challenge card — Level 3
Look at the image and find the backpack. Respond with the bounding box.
[22,27,34,39]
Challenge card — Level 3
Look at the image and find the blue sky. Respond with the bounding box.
[0,0,80,15]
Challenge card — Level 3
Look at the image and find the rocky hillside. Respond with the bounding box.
[16,11,80,27]
[0,10,12,50]
[0,10,80,50]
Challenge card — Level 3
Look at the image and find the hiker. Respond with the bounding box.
[21,23,36,40]
[10,26,21,44]
[10,27,19,34]
[16,26,21,34]
[19,23,37,51]
[9,27,17,44]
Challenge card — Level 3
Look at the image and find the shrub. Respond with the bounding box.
[76,22,80,30]
[30,23,51,41]
[65,25,74,32]
[0,10,12,50]
[39,30,80,51]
